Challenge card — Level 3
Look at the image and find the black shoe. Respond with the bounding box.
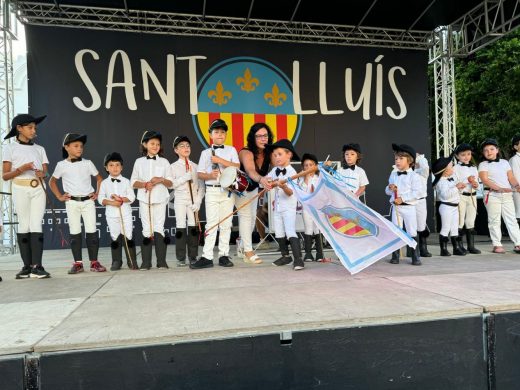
[273,256,293,266]
[30,265,51,279]
[16,265,32,279]
[293,257,305,270]
[190,257,214,269]
[465,229,481,254]
[218,256,234,267]
[451,236,466,256]
[110,261,122,271]
[389,251,400,264]
[439,235,451,256]
[177,259,187,267]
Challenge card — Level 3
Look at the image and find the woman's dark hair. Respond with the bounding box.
[140,139,164,157]
[246,122,274,157]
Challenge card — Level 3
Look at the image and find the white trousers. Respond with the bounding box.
[234,188,259,252]
[513,192,520,218]
[174,197,196,228]
[484,192,520,246]
[302,209,320,235]
[65,199,97,234]
[458,195,477,229]
[274,209,297,239]
[107,214,133,241]
[391,205,417,237]
[439,204,459,237]
[416,198,428,232]
[139,201,167,237]
[12,183,46,233]
[202,187,234,259]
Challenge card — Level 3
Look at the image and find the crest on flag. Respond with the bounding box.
[288,166,416,274]
[192,57,302,148]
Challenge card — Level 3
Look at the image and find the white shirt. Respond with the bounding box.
[170,159,205,203]
[297,174,319,194]
[97,175,135,218]
[52,159,98,195]
[268,164,297,212]
[197,145,239,185]
[414,154,429,199]
[130,155,173,203]
[454,162,479,193]
[2,141,49,179]
[385,168,422,205]
[336,165,369,194]
[478,159,512,189]
[509,153,520,183]
[436,176,460,203]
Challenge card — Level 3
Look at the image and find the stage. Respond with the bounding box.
[1,234,520,389]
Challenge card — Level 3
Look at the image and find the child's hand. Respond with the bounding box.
[34,170,46,178]
[388,184,397,192]
[19,162,35,172]
[144,181,154,191]
[150,177,164,185]
[59,192,71,202]
[394,197,403,205]
[456,183,466,190]
[324,161,333,167]
[472,181,479,189]
[259,176,272,190]
[210,169,220,180]
[211,155,223,165]
[89,192,98,201]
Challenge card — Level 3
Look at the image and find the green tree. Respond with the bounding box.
[454,29,520,157]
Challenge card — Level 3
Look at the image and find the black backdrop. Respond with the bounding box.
[25,25,430,249]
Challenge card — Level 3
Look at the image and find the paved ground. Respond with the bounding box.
[1,234,519,355]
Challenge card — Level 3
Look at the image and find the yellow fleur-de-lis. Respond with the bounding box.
[208,81,232,106]
[264,83,286,108]
[236,68,259,93]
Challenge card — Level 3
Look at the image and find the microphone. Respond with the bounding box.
[211,148,218,170]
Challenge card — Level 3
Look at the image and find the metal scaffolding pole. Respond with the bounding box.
[0,0,17,254]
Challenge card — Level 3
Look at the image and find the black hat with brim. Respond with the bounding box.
[342,143,361,154]
[5,114,47,140]
[104,152,123,166]
[512,135,520,147]
[62,133,87,159]
[268,139,300,161]
[480,138,499,150]
[173,135,191,148]
[301,153,318,165]
[431,156,453,187]
[454,143,473,155]
[209,118,228,132]
[392,143,416,165]
[141,130,162,144]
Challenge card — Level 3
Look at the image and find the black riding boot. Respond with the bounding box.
[175,228,187,264]
[418,230,432,257]
[390,250,400,264]
[85,232,99,261]
[466,228,481,254]
[140,236,153,270]
[411,236,422,265]
[457,228,468,254]
[154,232,169,269]
[273,237,292,266]
[289,237,304,270]
[314,234,324,261]
[451,236,466,256]
[30,233,44,266]
[439,235,451,256]
[17,233,32,267]
[110,235,123,270]
[70,233,83,261]
[187,227,199,263]
[125,239,137,269]
[303,234,314,261]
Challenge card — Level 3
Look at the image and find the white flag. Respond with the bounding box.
[288,166,416,274]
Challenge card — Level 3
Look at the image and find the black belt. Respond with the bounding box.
[206,184,221,187]
[418,197,426,200]
[399,203,411,206]
[70,196,91,201]
[484,187,490,191]
[440,201,459,207]
[462,192,476,196]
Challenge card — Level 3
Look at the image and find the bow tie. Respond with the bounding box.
[397,171,407,176]
[212,145,224,150]
[486,158,500,163]
[111,178,121,183]
[447,178,454,182]
[276,168,287,176]
[70,158,82,163]
[459,162,472,167]
[345,165,355,170]
[18,139,34,145]
[146,155,156,160]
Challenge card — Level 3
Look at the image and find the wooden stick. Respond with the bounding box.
[185,157,201,232]
[203,167,319,236]
[394,190,404,257]
[147,189,154,240]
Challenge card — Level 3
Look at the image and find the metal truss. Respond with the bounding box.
[429,26,457,159]
[0,0,17,254]
[12,2,432,50]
